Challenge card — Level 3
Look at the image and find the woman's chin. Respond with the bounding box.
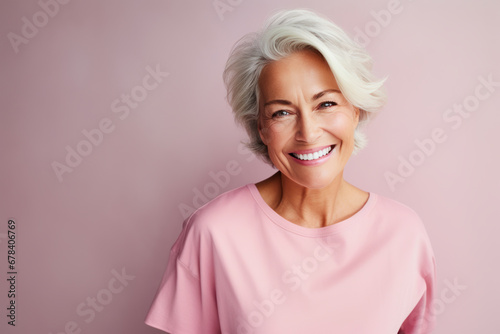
[286,172,341,190]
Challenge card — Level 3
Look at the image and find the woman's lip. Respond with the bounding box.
[289,144,336,166]
[289,144,334,155]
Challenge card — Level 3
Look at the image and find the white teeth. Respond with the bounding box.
[291,146,333,161]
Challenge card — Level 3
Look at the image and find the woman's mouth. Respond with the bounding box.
[289,145,335,161]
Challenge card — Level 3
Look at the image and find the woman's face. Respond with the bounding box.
[257,49,360,189]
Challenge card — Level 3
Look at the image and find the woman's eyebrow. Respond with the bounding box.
[263,89,340,108]
[263,99,292,107]
[312,89,341,101]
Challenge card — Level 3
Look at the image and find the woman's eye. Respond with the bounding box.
[320,101,337,108]
[271,110,290,118]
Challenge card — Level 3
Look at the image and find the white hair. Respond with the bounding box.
[223,9,387,166]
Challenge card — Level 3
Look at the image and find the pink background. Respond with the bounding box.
[1,0,499,333]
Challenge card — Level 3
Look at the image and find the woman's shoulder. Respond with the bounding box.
[183,183,255,230]
[344,182,424,228]
[172,183,256,256]
[372,193,421,217]
[369,192,430,236]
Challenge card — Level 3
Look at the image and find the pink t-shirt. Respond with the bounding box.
[145,184,436,334]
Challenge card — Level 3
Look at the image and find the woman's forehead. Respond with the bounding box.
[258,50,340,100]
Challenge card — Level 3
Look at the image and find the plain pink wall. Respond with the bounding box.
[1,0,498,333]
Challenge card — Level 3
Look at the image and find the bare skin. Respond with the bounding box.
[256,171,368,228]
[254,49,369,228]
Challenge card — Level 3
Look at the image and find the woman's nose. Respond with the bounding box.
[295,111,322,143]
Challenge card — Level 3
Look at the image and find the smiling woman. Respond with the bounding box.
[258,49,360,187]
[144,9,436,334]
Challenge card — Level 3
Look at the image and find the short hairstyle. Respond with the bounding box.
[223,9,387,166]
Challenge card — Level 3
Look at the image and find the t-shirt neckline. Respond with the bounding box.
[247,183,378,237]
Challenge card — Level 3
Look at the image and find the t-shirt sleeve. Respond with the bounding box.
[399,250,437,333]
[144,217,220,334]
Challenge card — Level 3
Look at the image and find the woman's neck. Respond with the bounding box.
[256,171,368,228]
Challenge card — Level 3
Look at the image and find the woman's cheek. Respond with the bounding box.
[327,113,356,137]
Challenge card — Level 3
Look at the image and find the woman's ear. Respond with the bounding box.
[353,107,360,127]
